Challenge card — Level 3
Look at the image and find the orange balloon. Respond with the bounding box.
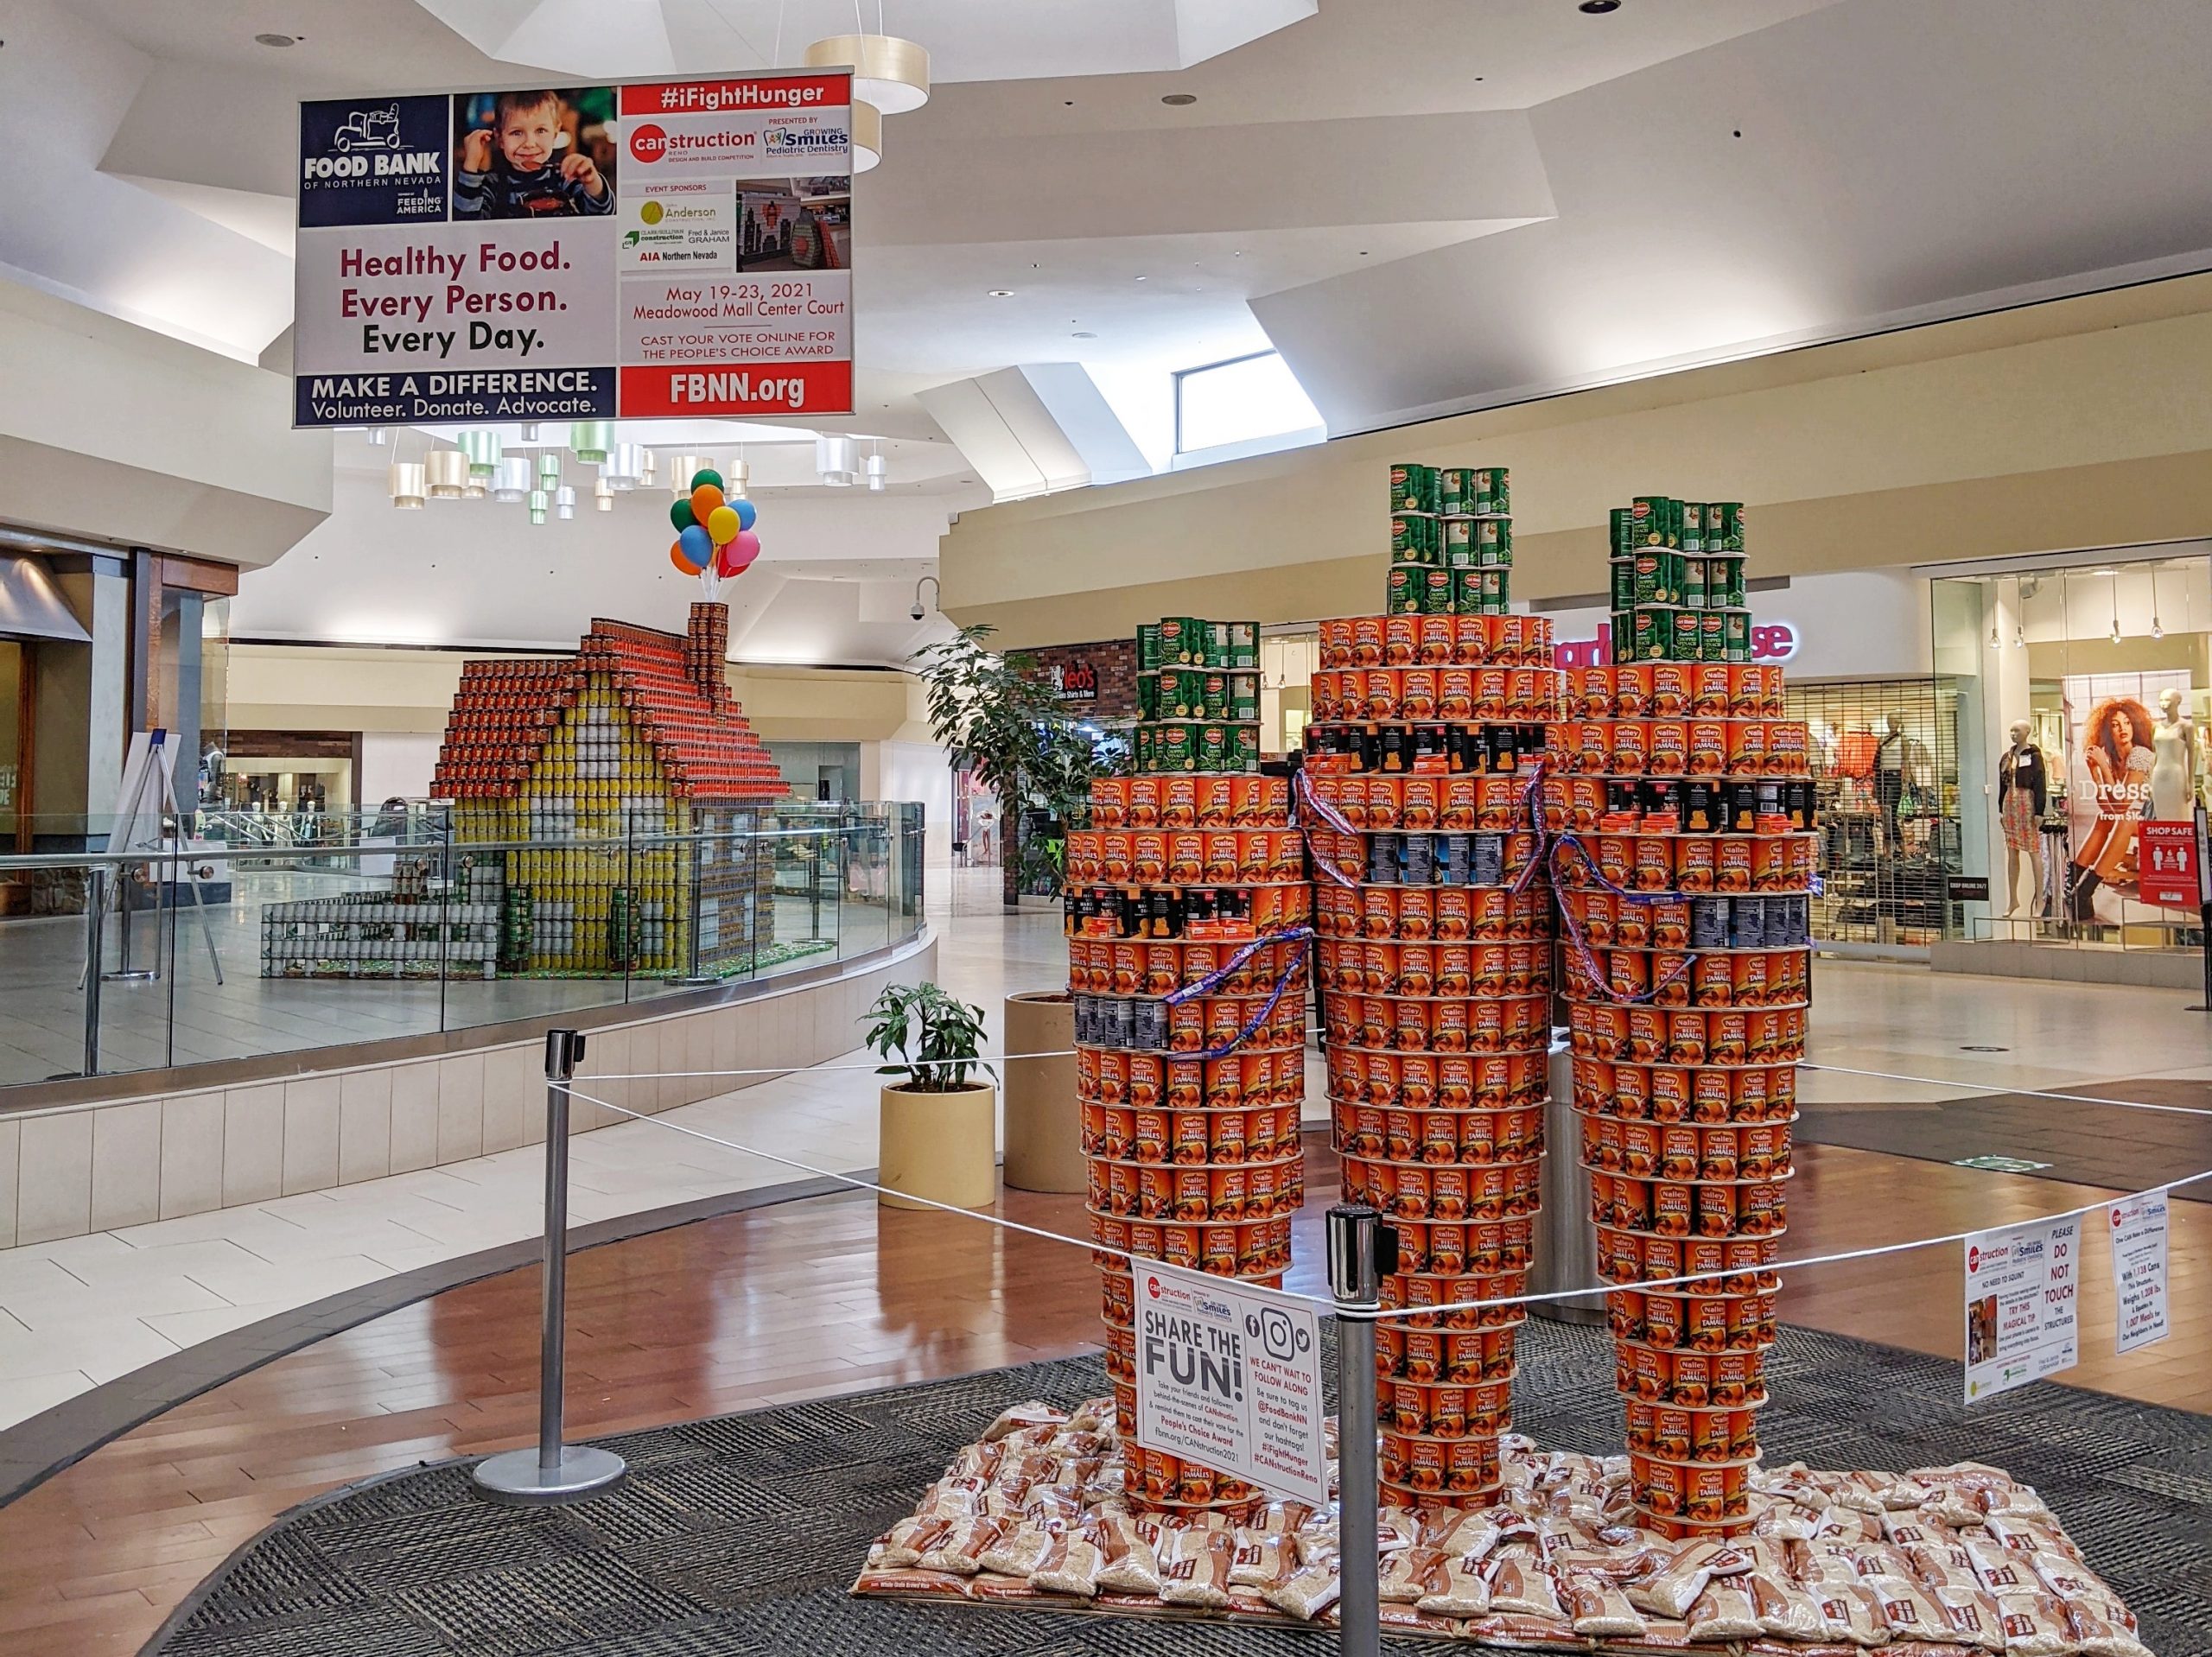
[689,483,725,524]
[671,541,702,575]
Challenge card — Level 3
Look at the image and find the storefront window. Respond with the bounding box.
[1788,678,1963,948]
[1933,546,2211,948]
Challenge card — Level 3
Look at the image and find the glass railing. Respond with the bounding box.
[0,800,925,1089]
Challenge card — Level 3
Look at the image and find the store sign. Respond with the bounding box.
[1048,661,1099,702]
[2108,1194,2171,1355]
[1946,876,1992,903]
[1135,1263,1327,1505]
[2135,820,2198,909]
[1552,619,1799,670]
[293,74,855,426]
[1962,1216,2077,1403]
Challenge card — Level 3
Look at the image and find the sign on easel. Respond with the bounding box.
[1135,1263,1326,1505]
[2109,1195,2170,1355]
[1962,1217,2077,1402]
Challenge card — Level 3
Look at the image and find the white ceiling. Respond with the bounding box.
[9,0,2212,662]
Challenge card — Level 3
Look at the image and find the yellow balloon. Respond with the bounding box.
[706,505,741,543]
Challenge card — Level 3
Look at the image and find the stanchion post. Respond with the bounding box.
[82,867,105,1077]
[1327,1203,1389,1657]
[474,1028,628,1504]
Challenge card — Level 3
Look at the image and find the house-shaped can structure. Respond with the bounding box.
[432,601,789,977]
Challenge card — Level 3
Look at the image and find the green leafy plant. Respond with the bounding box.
[912,623,1111,906]
[863,981,994,1092]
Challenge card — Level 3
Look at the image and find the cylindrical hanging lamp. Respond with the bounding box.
[865,449,887,492]
[537,451,563,489]
[604,443,645,491]
[493,456,532,503]
[569,421,614,463]
[528,489,550,526]
[849,99,883,173]
[815,434,857,486]
[459,431,502,492]
[669,454,709,497]
[389,460,427,509]
[424,448,469,498]
[594,476,616,512]
[555,485,577,520]
[726,457,751,498]
[804,33,931,113]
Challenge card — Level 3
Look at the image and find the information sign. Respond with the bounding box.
[1962,1217,2077,1402]
[2108,1194,2171,1355]
[294,73,855,425]
[1135,1264,1327,1506]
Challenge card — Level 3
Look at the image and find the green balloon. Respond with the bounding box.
[690,467,724,492]
[670,498,696,531]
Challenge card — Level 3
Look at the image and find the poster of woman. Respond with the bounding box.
[2065,671,2189,920]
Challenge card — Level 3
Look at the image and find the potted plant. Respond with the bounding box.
[912,623,1110,910]
[864,981,998,1210]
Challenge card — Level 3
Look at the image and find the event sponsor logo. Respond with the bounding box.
[765,122,850,156]
[299,94,450,226]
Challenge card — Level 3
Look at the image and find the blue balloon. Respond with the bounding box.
[677,524,715,564]
[734,498,757,531]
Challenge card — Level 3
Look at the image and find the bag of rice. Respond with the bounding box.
[1030,1527,1107,1597]
[1994,1590,2082,1657]
[1484,1556,1564,1618]
[1421,1510,1503,1560]
[2030,1552,2115,1603]
[1228,1533,1294,1592]
[877,1516,955,1568]
[982,1402,1065,1442]
[1965,1535,2036,1594]
[1415,1553,1493,1617]
[1561,1571,1649,1638]
[1745,1570,1827,1640]
[1380,1546,1445,1603]
[978,1526,1056,1579]
[1094,1515,1162,1594]
[1907,1540,1983,1590]
[1687,1582,1764,1641]
[1159,1527,1234,1608]
[1814,1581,1891,1647]
[1065,1397,1116,1434]
[1628,1540,1747,1617]
[918,1520,1007,1575]
[1249,1499,1315,1536]
[1864,1572,1948,1641]
[1927,1582,2005,1650]
[1978,1485,2055,1521]
[2067,1600,2153,1657]
[1264,1555,1342,1622]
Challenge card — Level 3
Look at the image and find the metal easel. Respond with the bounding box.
[82,729,225,988]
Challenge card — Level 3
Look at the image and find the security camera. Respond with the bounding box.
[911,601,926,621]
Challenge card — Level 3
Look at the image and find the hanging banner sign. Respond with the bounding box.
[2135,820,2198,909]
[1961,1216,2077,1403]
[1135,1263,1327,1506]
[293,73,855,426]
[2108,1194,2171,1355]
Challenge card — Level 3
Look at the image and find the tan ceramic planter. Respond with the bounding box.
[877,1078,997,1209]
[1002,991,1083,1193]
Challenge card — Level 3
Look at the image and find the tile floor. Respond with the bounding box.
[0,867,2206,1431]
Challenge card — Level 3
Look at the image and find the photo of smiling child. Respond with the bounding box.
[453,87,617,219]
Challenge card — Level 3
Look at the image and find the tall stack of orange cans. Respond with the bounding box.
[1297,467,1560,1507]
[1544,503,1818,1537]
[1062,619,1314,1515]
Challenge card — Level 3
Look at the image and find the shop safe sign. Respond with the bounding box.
[1135,1266,1327,1506]
[292,73,855,426]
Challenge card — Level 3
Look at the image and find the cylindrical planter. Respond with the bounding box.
[878,1080,997,1210]
[1002,992,1083,1193]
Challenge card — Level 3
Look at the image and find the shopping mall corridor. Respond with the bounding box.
[0,872,2207,1651]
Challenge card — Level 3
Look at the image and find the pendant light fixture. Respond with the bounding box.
[669,454,709,498]
[518,422,542,442]
[594,476,616,512]
[2110,572,2124,645]
[424,448,469,499]
[728,451,750,498]
[849,99,883,173]
[555,485,577,520]
[388,460,427,509]
[815,433,857,486]
[569,421,613,464]
[604,443,645,491]
[528,489,550,526]
[365,426,391,446]
[493,456,532,503]
[804,2,930,114]
[640,449,658,486]
[2151,566,2165,639]
[537,451,563,491]
[458,430,501,496]
[865,442,887,492]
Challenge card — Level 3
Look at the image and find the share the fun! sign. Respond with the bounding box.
[293,75,855,426]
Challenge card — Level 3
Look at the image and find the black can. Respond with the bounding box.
[1367,834,1403,886]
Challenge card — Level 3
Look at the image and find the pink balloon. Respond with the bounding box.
[724,539,761,575]
[734,529,761,559]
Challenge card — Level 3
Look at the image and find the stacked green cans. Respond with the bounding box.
[1606,498,1750,662]
[1133,617,1263,771]
[1388,462,1512,615]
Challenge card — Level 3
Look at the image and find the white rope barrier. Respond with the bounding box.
[555,1080,2212,1325]
[1800,1060,2212,1117]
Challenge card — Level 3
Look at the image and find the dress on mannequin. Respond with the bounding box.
[2150,691,2196,822]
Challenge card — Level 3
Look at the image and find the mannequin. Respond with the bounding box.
[2150,688,2196,822]
[1996,719,2048,916]
[1873,713,1923,844]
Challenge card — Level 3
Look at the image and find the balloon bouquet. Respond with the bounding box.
[668,467,761,597]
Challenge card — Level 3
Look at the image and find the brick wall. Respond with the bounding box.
[1023,638,1139,719]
